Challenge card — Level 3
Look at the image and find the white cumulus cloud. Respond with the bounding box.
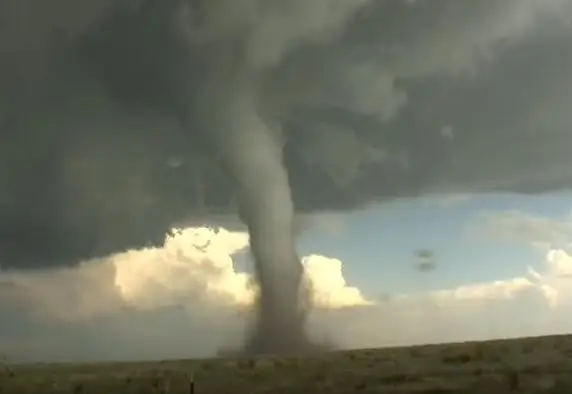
[0,227,369,324]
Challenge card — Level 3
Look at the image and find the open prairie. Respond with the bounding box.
[2,334,572,393]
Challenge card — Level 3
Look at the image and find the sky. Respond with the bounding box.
[2,190,572,363]
[298,191,572,296]
[2,0,572,365]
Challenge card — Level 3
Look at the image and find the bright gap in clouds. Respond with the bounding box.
[1,225,572,363]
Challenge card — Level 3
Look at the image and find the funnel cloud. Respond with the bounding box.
[1,0,572,354]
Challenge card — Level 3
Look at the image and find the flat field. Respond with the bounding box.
[2,334,572,393]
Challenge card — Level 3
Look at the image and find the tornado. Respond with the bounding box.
[222,102,313,354]
[188,67,318,353]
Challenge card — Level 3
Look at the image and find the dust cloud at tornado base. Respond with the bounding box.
[1,0,572,354]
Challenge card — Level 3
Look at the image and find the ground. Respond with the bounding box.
[2,334,572,393]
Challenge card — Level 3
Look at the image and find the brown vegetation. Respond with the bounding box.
[1,334,572,393]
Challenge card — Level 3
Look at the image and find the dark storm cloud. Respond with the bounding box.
[1,0,572,269]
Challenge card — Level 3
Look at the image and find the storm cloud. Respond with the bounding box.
[1,0,571,267]
[2,0,572,355]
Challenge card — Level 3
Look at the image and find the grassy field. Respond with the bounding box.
[2,334,572,393]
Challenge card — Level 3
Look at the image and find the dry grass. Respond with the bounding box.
[2,334,572,393]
